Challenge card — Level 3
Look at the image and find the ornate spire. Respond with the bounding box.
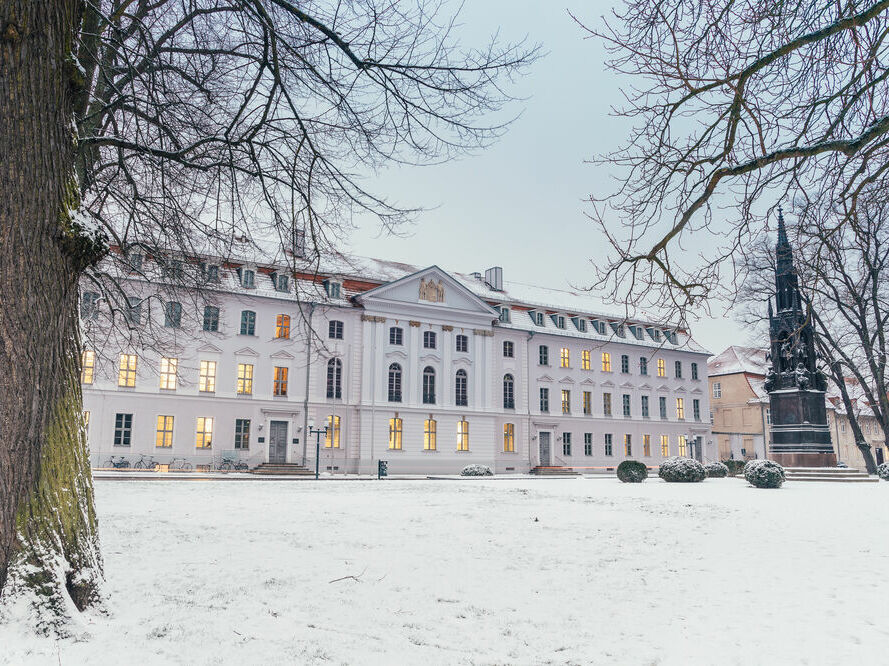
[776,205,788,248]
[774,206,798,311]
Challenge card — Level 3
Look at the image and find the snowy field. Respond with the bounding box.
[2,476,888,665]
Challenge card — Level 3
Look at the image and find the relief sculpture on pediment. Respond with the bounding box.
[419,277,445,303]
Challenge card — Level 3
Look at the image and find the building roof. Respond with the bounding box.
[708,346,768,377]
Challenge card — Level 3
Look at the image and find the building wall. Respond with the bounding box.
[708,374,769,460]
[831,412,888,469]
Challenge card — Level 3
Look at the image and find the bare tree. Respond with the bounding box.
[0,0,537,630]
[578,1,889,315]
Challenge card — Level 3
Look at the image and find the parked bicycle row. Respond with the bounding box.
[99,454,249,471]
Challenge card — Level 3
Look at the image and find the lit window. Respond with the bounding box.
[643,434,651,457]
[713,382,722,398]
[457,419,470,451]
[423,331,437,349]
[676,398,685,420]
[539,345,549,365]
[327,358,342,399]
[624,434,632,456]
[389,327,403,345]
[622,394,631,417]
[456,334,469,353]
[561,389,571,414]
[159,357,178,390]
[621,355,629,374]
[503,341,514,358]
[503,374,515,409]
[325,415,341,448]
[455,369,468,406]
[388,363,402,402]
[583,391,592,415]
[604,433,613,456]
[539,388,549,412]
[584,433,593,456]
[81,350,95,384]
[640,357,648,375]
[657,359,666,377]
[196,417,214,448]
[563,432,572,456]
[275,314,291,339]
[559,347,570,368]
[118,353,137,387]
[199,360,217,392]
[234,419,250,449]
[273,367,288,396]
[660,434,669,456]
[678,435,687,457]
[164,301,182,328]
[329,320,344,339]
[603,392,612,416]
[581,350,591,370]
[602,352,611,372]
[203,305,219,332]
[389,417,403,450]
[422,366,436,404]
[237,363,254,395]
[503,423,515,452]
[113,413,132,447]
[240,310,256,336]
[424,419,437,450]
[156,415,174,448]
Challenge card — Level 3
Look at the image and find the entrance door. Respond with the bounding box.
[269,421,288,464]
[539,432,552,467]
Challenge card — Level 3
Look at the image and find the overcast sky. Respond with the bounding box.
[346,1,760,357]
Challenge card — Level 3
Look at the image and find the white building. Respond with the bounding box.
[82,253,714,474]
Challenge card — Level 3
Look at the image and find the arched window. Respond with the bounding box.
[422,366,436,404]
[455,369,468,406]
[503,374,515,409]
[327,358,342,399]
[388,363,402,402]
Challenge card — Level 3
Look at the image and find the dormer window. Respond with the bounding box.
[497,306,511,323]
[571,317,587,332]
[126,252,143,272]
[529,311,544,326]
[664,330,678,344]
[590,319,606,335]
[609,322,626,337]
[205,265,220,283]
[324,279,342,299]
[550,314,566,329]
[628,325,644,340]
[162,259,183,279]
[646,327,661,342]
[237,268,255,288]
[273,273,289,292]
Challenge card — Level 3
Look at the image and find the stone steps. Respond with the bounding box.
[784,467,878,483]
[250,463,315,476]
[530,466,581,477]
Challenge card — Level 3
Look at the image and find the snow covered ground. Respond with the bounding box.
[2,476,888,665]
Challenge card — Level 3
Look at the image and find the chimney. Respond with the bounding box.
[484,266,503,291]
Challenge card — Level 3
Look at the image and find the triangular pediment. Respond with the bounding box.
[638,383,652,390]
[600,380,615,388]
[675,386,687,393]
[580,378,596,386]
[657,384,670,392]
[197,343,222,354]
[270,350,295,360]
[235,347,259,357]
[559,376,575,384]
[619,381,634,389]
[538,374,554,383]
[691,386,703,394]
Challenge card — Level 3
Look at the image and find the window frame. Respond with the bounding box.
[273,366,289,396]
[329,320,344,339]
[387,363,402,402]
[389,326,404,346]
[239,310,256,336]
[455,369,468,406]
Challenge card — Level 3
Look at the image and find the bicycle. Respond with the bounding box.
[102,456,130,469]
[132,454,158,470]
[167,457,193,471]
[219,459,249,471]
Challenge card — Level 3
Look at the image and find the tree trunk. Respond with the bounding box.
[0,0,104,632]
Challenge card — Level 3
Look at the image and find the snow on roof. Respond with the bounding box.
[708,346,768,377]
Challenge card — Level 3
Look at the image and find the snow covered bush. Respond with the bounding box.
[744,459,785,488]
[705,462,729,478]
[658,457,706,483]
[461,464,493,477]
[616,460,648,483]
[722,459,746,476]
[877,462,889,481]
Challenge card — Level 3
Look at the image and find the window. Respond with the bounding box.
[583,391,592,415]
[422,366,436,404]
[504,423,515,452]
[81,291,100,320]
[604,433,613,456]
[237,363,254,395]
[675,361,682,379]
[457,419,470,451]
[164,301,182,328]
[275,314,290,339]
[202,305,219,332]
[676,397,685,420]
[118,353,137,387]
[530,311,545,326]
[660,434,669,456]
[196,417,214,448]
[456,334,469,353]
[388,363,402,402]
[455,369,468,406]
[329,320,344,339]
[234,419,250,449]
[273,367,288,396]
[240,310,256,335]
[713,382,722,398]
[125,296,142,326]
[503,374,515,409]
[603,392,612,416]
[126,252,143,271]
[539,387,549,412]
[325,415,341,448]
[324,279,342,299]
[678,435,687,457]
[539,345,549,366]
[621,355,629,374]
[159,357,178,390]
[659,396,667,419]
[563,432,572,456]
[640,357,648,375]
[573,317,587,332]
[561,389,571,414]
[239,268,255,288]
[624,434,632,456]
[275,273,289,293]
[581,350,591,370]
[424,418,437,450]
[205,265,220,283]
[657,359,666,377]
[389,417,403,449]
[199,360,216,392]
[156,415,174,448]
[81,350,95,384]
[423,331,437,349]
[553,314,566,329]
[584,433,593,456]
[691,363,699,380]
[113,413,133,447]
[162,259,183,279]
[560,347,570,368]
[641,395,650,418]
[643,434,651,457]
[389,327,403,345]
[693,399,701,421]
[498,307,511,323]
[602,352,612,372]
[503,340,514,358]
[327,358,342,399]
[622,394,631,417]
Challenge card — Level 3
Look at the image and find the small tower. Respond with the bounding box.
[764,209,835,466]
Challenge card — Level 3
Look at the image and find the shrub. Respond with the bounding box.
[705,462,729,478]
[461,464,493,477]
[744,459,785,488]
[877,462,889,481]
[617,460,648,483]
[658,457,706,483]
[722,459,746,476]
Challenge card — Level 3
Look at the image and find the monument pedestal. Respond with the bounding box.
[770,451,837,467]
[769,389,836,467]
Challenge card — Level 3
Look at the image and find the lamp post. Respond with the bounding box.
[307,421,328,480]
